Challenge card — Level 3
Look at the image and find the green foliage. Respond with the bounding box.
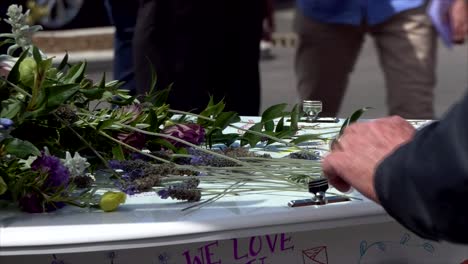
[0,176,7,195]
[2,138,40,158]
[238,103,301,147]
[338,107,372,137]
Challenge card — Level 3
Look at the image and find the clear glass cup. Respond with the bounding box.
[302,100,322,122]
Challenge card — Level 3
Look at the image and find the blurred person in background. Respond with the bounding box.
[260,0,275,60]
[294,0,438,119]
[133,0,264,115]
[323,0,468,244]
[104,0,138,95]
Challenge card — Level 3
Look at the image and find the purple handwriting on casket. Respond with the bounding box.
[233,233,294,264]
[183,241,221,264]
[182,233,294,264]
[50,254,65,264]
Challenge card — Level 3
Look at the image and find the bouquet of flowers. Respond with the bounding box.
[0,5,361,214]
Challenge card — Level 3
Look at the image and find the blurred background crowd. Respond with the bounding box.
[0,0,467,119]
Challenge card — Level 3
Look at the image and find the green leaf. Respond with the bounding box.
[39,58,53,77]
[291,134,323,145]
[339,107,372,136]
[44,83,80,110]
[112,145,125,161]
[240,123,263,147]
[109,95,136,106]
[199,97,225,119]
[213,111,240,130]
[3,138,40,158]
[32,46,43,65]
[0,98,23,118]
[261,103,288,123]
[290,104,300,131]
[264,120,274,132]
[64,62,87,84]
[275,117,284,132]
[57,52,69,71]
[148,59,157,95]
[0,176,6,196]
[152,86,171,107]
[98,72,106,88]
[96,119,115,131]
[266,130,296,145]
[146,109,160,131]
[176,148,188,155]
[209,132,239,147]
[8,49,29,84]
[79,87,105,100]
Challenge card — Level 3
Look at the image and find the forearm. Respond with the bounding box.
[375,91,468,243]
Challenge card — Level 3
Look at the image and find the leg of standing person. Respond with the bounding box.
[133,0,176,97]
[216,0,263,115]
[164,0,218,112]
[371,6,437,120]
[172,0,262,115]
[133,0,219,111]
[134,0,262,115]
[294,11,365,117]
[104,0,138,94]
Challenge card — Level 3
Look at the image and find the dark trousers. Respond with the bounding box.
[133,0,263,115]
[104,0,138,94]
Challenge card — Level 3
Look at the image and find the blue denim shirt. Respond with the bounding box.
[297,0,426,25]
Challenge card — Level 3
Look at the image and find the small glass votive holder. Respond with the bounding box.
[302,100,322,122]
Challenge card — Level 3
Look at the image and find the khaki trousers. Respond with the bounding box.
[295,6,437,119]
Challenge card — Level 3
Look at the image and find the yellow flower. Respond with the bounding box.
[99,191,126,212]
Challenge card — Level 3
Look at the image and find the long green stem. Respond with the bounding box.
[2,77,32,97]
[118,123,307,188]
[98,130,171,164]
[52,113,115,175]
[182,181,245,211]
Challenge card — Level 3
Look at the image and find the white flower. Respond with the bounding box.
[19,155,38,169]
[1,4,43,56]
[85,173,96,181]
[61,151,90,177]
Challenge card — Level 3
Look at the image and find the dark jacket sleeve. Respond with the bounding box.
[375,92,468,243]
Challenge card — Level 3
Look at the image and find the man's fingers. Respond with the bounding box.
[322,152,351,192]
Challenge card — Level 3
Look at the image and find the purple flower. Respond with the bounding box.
[161,124,205,147]
[0,118,13,130]
[117,132,146,150]
[122,185,138,195]
[190,155,204,166]
[18,192,65,213]
[31,153,70,188]
[123,169,144,181]
[108,160,124,170]
[114,180,138,195]
[18,192,44,213]
[157,189,170,199]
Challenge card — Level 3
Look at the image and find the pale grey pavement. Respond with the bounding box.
[86,6,468,119]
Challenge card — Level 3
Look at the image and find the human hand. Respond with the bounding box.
[450,0,468,44]
[322,116,415,203]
